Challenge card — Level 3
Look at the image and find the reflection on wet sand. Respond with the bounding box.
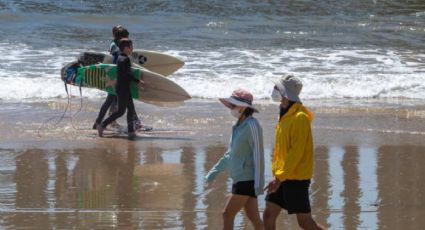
[377,146,425,229]
[358,147,378,229]
[137,146,187,228]
[115,144,138,229]
[9,150,49,229]
[180,145,197,230]
[204,145,228,229]
[311,146,330,227]
[73,150,116,210]
[55,153,69,209]
[54,152,73,230]
[1,144,425,229]
[341,146,361,229]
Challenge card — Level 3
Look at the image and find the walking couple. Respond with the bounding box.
[206,75,326,230]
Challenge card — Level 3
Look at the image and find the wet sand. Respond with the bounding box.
[1,98,425,229]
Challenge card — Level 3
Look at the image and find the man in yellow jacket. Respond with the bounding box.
[263,75,325,230]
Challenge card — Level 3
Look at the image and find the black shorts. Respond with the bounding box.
[232,180,257,198]
[265,180,311,214]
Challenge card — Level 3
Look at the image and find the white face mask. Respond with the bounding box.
[271,88,282,102]
[230,108,242,118]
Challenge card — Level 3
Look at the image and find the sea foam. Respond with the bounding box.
[1,43,424,101]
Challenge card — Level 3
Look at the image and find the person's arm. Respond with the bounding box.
[206,132,234,183]
[110,43,119,64]
[120,56,140,84]
[205,151,230,182]
[275,113,310,181]
[112,53,119,64]
[248,121,265,196]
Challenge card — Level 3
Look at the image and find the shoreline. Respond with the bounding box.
[1,98,425,149]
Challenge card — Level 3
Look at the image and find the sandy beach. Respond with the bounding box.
[1,98,425,229]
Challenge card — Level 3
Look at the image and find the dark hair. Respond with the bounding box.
[242,107,255,117]
[115,27,129,41]
[112,25,122,37]
[119,38,133,51]
[279,101,296,119]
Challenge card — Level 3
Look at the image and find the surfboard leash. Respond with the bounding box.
[37,82,85,137]
[68,82,85,132]
[37,82,72,137]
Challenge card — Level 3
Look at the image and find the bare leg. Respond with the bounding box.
[243,197,263,230]
[222,194,249,230]
[296,213,326,230]
[263,201,282,230]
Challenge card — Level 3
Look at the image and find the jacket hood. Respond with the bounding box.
[283,102,313,122]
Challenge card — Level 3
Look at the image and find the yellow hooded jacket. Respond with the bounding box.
[272,102,314,181]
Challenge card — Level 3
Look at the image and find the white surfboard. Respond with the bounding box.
[79,50,184,76]
[62,63,191,105]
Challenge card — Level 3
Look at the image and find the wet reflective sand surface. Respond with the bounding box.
[1,100,425,229]
[2,145,425,229]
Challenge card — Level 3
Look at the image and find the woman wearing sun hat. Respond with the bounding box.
[205,89,265,230]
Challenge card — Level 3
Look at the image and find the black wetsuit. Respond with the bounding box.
[101,52,140,133]
[94,42,140,128]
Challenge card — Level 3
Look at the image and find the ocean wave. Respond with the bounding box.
[1,42,424,101]
[171,48,425,100]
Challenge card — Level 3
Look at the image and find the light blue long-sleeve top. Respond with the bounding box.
[110,41,119,64]
[206,116,265,196]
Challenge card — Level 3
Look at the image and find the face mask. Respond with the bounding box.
[271,89,282,102]
[230,108,242,118]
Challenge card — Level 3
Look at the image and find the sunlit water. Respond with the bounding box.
[1,0,425,101]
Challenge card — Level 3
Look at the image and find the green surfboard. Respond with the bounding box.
[72,64,191,103]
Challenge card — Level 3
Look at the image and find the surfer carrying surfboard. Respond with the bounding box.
[93,26,149,132]
[205,89,265,230]
[97,38,143,140]
[93,26,129,130]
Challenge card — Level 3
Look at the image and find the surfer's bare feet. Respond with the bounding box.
[135,123,153,131]
[128,132,137,140]
[110,121,122,129]
[134,119,153,131]
[97,125,104,137]
[139,125,153,131]
[92,122,99,130]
